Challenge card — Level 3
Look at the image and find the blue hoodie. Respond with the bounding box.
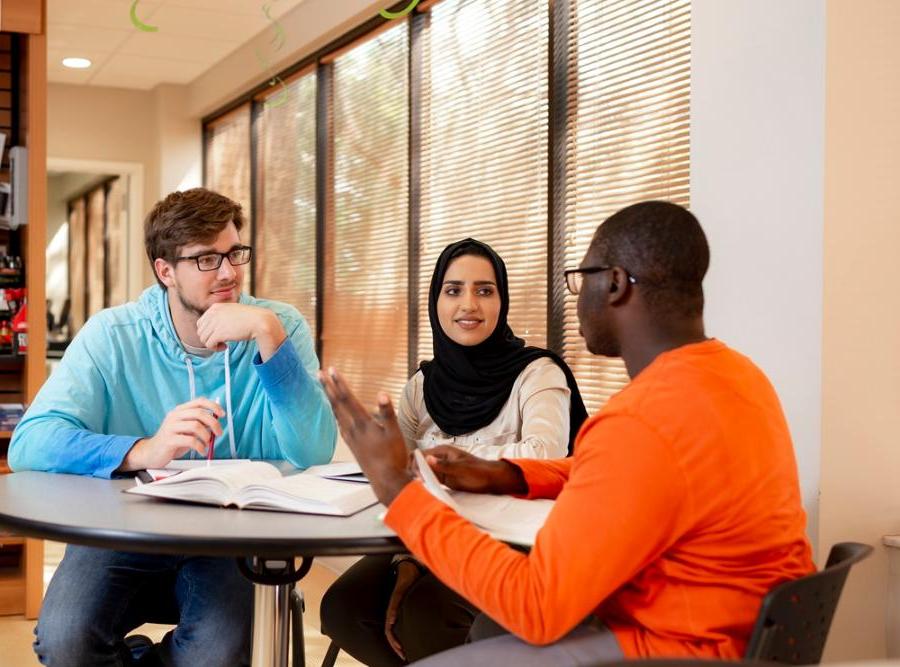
[9,286,336,477]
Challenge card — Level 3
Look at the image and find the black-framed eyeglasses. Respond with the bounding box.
[564,266,637,295]
[175,245,253,272]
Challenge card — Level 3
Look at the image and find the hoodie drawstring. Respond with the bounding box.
[184,351,236,459]
[223,347,237,459]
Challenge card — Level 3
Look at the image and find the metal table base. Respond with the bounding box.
[239,556,314,667]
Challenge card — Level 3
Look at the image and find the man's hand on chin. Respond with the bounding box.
[318,368,412,506]
[197,303,286,361]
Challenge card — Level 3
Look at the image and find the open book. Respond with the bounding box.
[303,461,368,483]
[413,450,553,546]
[126,461,377,516]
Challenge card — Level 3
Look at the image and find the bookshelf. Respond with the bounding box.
[0,0,46,620]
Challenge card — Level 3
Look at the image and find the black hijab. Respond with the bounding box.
[420,238,588,454]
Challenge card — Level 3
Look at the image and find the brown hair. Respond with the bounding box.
[144,188,245,287]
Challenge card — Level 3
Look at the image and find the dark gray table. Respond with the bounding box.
[0,471,404,667]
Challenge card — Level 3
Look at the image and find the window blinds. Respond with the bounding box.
[85,186,106,319]
[204,104,252,228]
[252,73,319,332]
[67,198,86,334]
[105,176,128,308]
[322,23,410,408]
[204,105,252,294]
[416,0,550,366]
[201,0,691,417]
[562,0,691,412]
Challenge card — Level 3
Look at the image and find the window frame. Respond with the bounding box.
[202,0,691,409]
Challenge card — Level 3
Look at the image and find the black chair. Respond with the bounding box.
[593,542,873,666]
[743,541,872,663]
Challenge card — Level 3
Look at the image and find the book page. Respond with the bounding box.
[413,450,462,511]
[147,461,281,493]
[238,474,377,515]
[166,459,252,470]
[452,492,553,546]
[412,450,552,546]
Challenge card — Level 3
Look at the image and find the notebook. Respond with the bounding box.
[413,450,553,546]
[126,461,378,516]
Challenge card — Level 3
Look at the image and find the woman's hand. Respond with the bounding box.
[384,559,423,659]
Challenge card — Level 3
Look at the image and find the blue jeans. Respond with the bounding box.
[33,545,252,667]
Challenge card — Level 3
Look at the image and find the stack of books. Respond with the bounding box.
[0,403,25,431]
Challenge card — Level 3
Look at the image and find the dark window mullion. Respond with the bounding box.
[103,181,111,309]
[315,64,334,363]
[548,0,570,357]
[407,11,426,376]
[249,101,261,297]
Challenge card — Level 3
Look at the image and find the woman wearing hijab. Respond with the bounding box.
[320,238,587,667]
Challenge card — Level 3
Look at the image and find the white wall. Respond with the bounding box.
[154,84,202,196]
[48,84,160,212]
[48,82,203,291]
[818,0,900,658]
[691,0,826,546]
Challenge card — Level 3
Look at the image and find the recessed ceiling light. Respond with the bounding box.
[62,57,92,69]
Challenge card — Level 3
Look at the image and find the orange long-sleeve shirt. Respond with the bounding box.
[384,339,814,658]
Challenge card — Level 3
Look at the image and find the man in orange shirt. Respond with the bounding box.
[320,201,814,663]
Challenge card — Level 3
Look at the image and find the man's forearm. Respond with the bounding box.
[488,460,529,495]
[254,313,287,361]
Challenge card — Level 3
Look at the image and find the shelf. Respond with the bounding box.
[0,431,11,438]
[0,355,23,370]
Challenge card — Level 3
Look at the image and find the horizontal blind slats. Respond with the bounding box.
[322,22,410,408]
[253,75,319,332]
[204,105,253,293]
[564,0,690,413]
[419,0,550,363]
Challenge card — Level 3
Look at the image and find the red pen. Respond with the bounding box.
[206,398,221,466]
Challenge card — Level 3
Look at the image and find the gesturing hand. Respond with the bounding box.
[318,368,412,505]
[424,445,528,496]
[118,398,224,472]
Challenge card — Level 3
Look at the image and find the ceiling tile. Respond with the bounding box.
[47,68,96,86]
[46,0,312,91]
[88,53,208,88]
[48,0,165,31]
[48,23,132,54]
[137,4,269,41]
[117,30,239,64]
[164,0,306,18]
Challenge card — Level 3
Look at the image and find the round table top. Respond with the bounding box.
[0,471,404,559]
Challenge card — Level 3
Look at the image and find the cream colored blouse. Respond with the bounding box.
[397,357,571,460]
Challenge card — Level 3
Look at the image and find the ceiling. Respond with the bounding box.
[48,0,308,90]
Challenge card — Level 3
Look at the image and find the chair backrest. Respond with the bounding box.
[744,542,873,664]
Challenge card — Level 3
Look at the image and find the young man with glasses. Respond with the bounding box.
[10,187,336,666]
[320,201,814,664]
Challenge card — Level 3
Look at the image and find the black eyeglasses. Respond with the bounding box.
[175,245,252,272]
[564,266,637,295]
